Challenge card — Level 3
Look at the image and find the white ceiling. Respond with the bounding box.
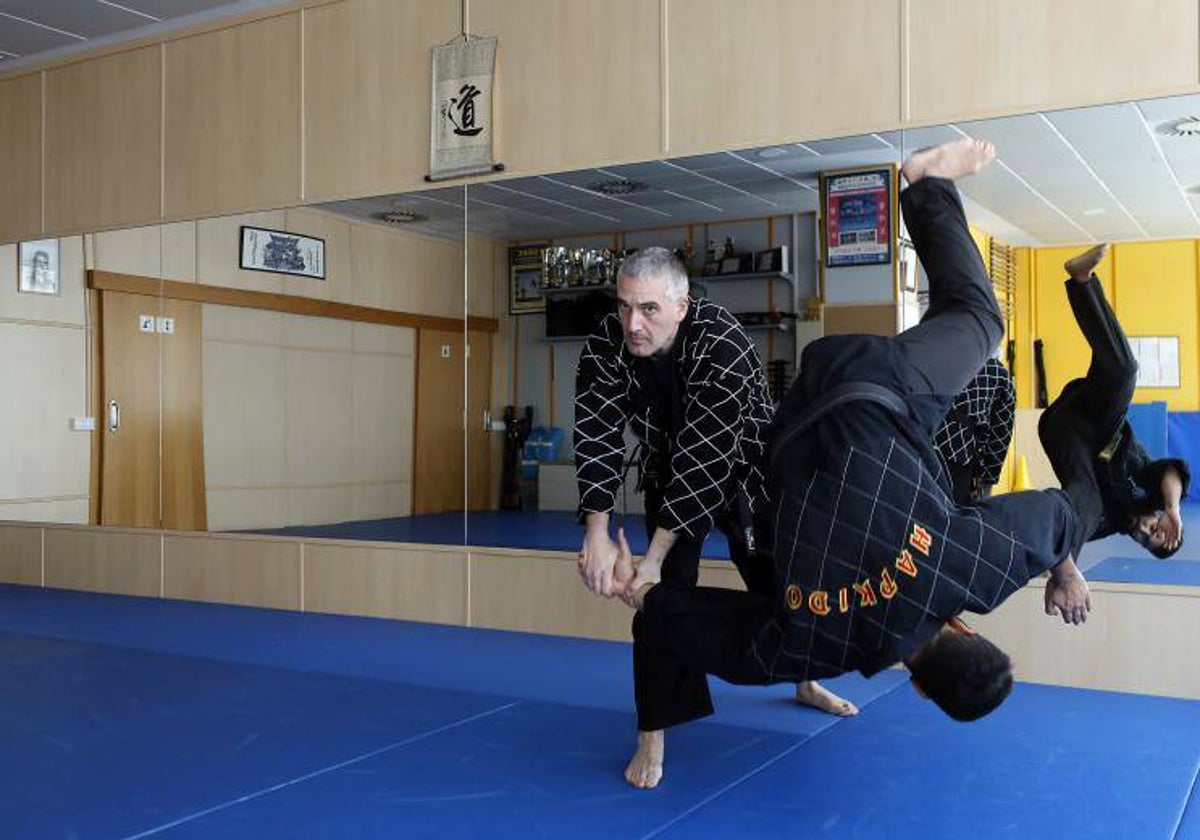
[7,5,1200,248]
[0,0,290,70]
[322,93,1200,249]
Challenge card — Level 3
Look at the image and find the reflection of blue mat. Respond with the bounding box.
[1086,556,1200,586]
[250,510,733,560]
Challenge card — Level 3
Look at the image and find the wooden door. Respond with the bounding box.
[466,329,493,511]
[100,291,207,530]
[99,291,160,527]
[413,328,465,515]
[160,297,207,530]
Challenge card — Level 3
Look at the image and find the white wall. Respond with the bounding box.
[0,237,90,524]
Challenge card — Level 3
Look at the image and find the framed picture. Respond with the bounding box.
[701,260,720,277]
[509,245,547,314]
[754,246,789,274]
[719,256,742,275]
[239,226,326,279]
[18,239,60,296]
[821,167,894,268]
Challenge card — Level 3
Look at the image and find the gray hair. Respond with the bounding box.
[617,247,689,303]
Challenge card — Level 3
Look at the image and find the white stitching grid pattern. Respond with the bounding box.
[573,300,773,539]
[934,358,1015,486]
[758,436,1038,682]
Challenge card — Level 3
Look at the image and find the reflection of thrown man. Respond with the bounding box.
[573,246,854,790]
[616,139,1099,761]
[1037,243,1189,587]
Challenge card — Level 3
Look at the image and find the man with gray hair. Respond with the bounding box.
[574,246,853,790]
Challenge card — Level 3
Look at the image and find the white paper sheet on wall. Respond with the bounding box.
[1130,336,1180,388]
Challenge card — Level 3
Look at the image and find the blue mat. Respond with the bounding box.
[0,632,509,839]
[0,585,1197,837]
[653,683,1200,839]
[0,584,895,736]
[155,703,800,838]
[1086,556,1200,586]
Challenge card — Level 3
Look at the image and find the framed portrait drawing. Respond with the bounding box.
[18,239,60,296]
[239,226,326,279]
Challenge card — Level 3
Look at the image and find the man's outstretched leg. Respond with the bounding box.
[894,139,1005,426]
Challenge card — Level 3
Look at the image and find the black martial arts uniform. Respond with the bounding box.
[934,358,1015,504]
[634,176,1083,730]
[1037,276,1190,556]
[574,297,775,731]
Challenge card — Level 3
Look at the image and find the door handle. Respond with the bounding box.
[108,399,120,432]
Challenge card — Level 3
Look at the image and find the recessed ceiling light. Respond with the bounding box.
[757,147,790,159]
[586,179,649,196]
[1081,208,1107,216]
[1157,117,1200,137]
[376,210,426,224]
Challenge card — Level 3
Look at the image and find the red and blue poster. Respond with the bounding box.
[824,168,892,267]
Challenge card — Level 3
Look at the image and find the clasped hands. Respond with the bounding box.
[578,527,653,606]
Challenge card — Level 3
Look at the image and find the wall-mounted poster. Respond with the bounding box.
[822,168,893,268]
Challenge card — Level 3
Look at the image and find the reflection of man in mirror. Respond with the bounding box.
[573,246,855,791]
[1038,243,1190,569]
[29,249,53,292]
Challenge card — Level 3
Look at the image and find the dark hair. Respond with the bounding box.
[1151,540,1181,560]
[908,632,1013,722]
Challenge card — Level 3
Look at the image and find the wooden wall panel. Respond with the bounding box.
[470,0,661,174]
[303,0,459,200]
[164,14,302,219]
[44,527,160,597]
[0,524,42,585]
[45,47,161,235]
[668,0,901,155]
[822,303,898,337]
[974,582,1200,700]
[908,0,1200,124]
[304,542,467,624]
[163,534,299,608]
[0,73,42,243]
[468,550,632,641]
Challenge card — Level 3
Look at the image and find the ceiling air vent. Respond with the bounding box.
[586,179,649,196]
[1157,117,1200,138]
[377,210,427,224]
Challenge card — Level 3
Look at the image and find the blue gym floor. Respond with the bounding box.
[1,584,1198,837]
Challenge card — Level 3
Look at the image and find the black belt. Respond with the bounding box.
[770,381,910,473]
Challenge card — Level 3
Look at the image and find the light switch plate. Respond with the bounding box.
[157,317,175,335]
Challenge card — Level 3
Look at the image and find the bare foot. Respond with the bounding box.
[1064,243,1108,283]
[795,680,859,717]
[901,137,995,184]
[625,730,664,789]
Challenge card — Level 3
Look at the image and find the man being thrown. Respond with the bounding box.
[613,138,1094,750]
[573,246,854,792]
[1036,244,1189,606]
